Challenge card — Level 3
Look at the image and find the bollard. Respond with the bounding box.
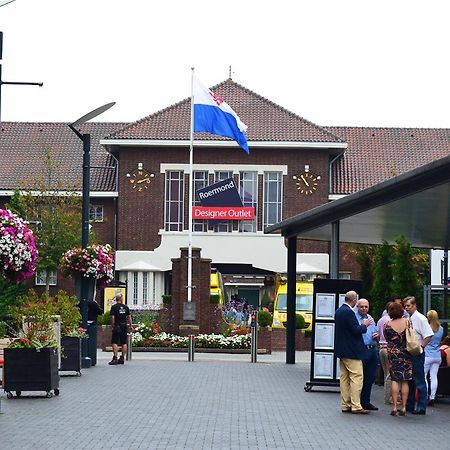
[126,333,132,361]
[250,312,258,363]
[188,334,195,362]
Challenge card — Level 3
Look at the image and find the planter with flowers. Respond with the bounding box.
[5,290,60,398]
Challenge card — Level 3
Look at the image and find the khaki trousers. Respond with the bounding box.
[379,347,392,404]
[340,358,363,411]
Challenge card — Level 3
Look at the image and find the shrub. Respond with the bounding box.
[295,314,305,329]
[258,310,273,327]
[162,294,172,304]
[210,294,221,304]
[97,311,111,326]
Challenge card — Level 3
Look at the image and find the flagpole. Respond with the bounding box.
[187,67,195,302]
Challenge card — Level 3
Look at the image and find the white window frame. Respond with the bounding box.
[263,171,283,227]
[35,269,57,286]
[89,205,104,222]
[193,170,209,232]
[165,170,184,232]
[239,171,258,232]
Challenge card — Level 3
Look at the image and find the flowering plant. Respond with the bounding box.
[8,334,58,350]
[63,326,88,339]
[61,243,114,284]
[0,209,38,283]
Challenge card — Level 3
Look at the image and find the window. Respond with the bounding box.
[142,272,148,305]
[213,171,233,232]
[193,170,208,232]
[239,171,257,232]
[264,172,282,227]
[133,272,139,305]
[89,205,104,222]
[35,269,57,286]
[165,171,184,231]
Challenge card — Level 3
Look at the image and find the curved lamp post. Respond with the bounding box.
[68,102,115,368]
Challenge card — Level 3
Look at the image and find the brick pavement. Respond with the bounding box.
[1,350,448,449]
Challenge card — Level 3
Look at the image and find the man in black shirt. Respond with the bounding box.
[108,292,132,365]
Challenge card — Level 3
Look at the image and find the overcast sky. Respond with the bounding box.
[1,0,449,128]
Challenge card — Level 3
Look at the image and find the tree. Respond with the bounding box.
[370,241,394,319]
[349,244,376,298]
[6,150,83,292]
[392,235,419,300]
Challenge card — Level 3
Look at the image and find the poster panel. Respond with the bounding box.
[103,287,127,312]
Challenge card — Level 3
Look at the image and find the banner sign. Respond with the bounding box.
[196,178,243,207]
[192,206,255,220]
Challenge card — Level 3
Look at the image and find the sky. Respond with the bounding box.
[1,0,450,128]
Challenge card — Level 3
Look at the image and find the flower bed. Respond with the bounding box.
[132,331,251,350]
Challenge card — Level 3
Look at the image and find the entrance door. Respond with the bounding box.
[238,289,259,309]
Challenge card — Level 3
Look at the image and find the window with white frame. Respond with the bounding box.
[239,171,257,232]
[213,171,233,232]
[89,205,104,222]
[193,170,208,232]
[263,171,282,227]
[35,269,57,286]
[133,272,139,305]
[142,272,148,305]
[165,171,184,231]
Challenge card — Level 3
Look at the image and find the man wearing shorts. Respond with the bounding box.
[108,292,132,365]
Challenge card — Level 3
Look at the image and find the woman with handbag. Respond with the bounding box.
[384,302,412,416]
[424,310,444,406]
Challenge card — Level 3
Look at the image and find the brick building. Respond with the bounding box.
[1,79,450,306]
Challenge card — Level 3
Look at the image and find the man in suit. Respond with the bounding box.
[335,290,371,414]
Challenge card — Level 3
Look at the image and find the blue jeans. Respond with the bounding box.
[407,352,427,411]
[361,347,378,406]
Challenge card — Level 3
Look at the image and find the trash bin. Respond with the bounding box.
[87,320,97,366]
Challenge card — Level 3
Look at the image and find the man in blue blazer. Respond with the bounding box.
[335,290,371,414]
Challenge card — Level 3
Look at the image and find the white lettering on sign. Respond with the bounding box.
[192,207,255,220]
[198,181,235,200]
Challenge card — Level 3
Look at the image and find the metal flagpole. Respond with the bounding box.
[187,68,195,302]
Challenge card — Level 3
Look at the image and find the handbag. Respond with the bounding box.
[405,320,423,356]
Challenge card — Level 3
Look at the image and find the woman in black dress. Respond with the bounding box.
[384,302,412,416]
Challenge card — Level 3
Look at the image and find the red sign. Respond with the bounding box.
[192,206,255,220]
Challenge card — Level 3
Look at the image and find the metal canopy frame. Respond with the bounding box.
[265,153,450,363]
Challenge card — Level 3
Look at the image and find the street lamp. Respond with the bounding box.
[68,102,115,368]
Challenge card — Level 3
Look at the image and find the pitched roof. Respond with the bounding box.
[108,79,344,144]
[326,127,450,194]
[0,122,125,191]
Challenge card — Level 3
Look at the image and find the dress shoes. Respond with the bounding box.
[361,403,378,411]
[351,408,370,414]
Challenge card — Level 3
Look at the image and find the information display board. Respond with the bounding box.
[304,278,362,392]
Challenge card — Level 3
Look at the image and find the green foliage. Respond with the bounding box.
[0,275,26,321]
[370,241,394,319]
[162,294,172,304]
[53,290,81,334]
[0,320,7,336]
[131,309,159,325]
[258,310,273,327]
[261,291,271,308]
[7,189,27,218]
[295,313,306,329]
[354,244,376,298]
[97,311,111,326]
[392,235,419,299]
[210,293,221,304]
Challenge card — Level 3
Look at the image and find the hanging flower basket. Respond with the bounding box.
[61,243,114,285]
[0,209,38,283]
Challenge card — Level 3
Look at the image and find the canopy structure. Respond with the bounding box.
[265,153,450,363]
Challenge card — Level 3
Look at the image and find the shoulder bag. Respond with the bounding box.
[405,319,423,356]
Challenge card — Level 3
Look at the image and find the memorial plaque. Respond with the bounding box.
[183,302,196,321]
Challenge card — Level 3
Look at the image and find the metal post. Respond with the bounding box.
[188,334,195,362]
[80,133,91,368]
[251,315,258,363]
[444,250,448,336]
[286,237,296,364]
[126,333,132,361]
[330,221,340,279]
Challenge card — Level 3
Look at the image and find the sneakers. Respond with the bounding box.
[108,356,118,365]
[118,356,125,365]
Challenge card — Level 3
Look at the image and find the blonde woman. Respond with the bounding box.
[424,310,444,406]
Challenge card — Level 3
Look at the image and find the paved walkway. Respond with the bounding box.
[1,350,448,449]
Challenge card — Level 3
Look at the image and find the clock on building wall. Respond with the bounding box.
[128,167,153,192]
[294,170,321,195]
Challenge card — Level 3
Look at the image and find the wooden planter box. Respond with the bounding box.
[60,336,81,375]
[3,347,60,398]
